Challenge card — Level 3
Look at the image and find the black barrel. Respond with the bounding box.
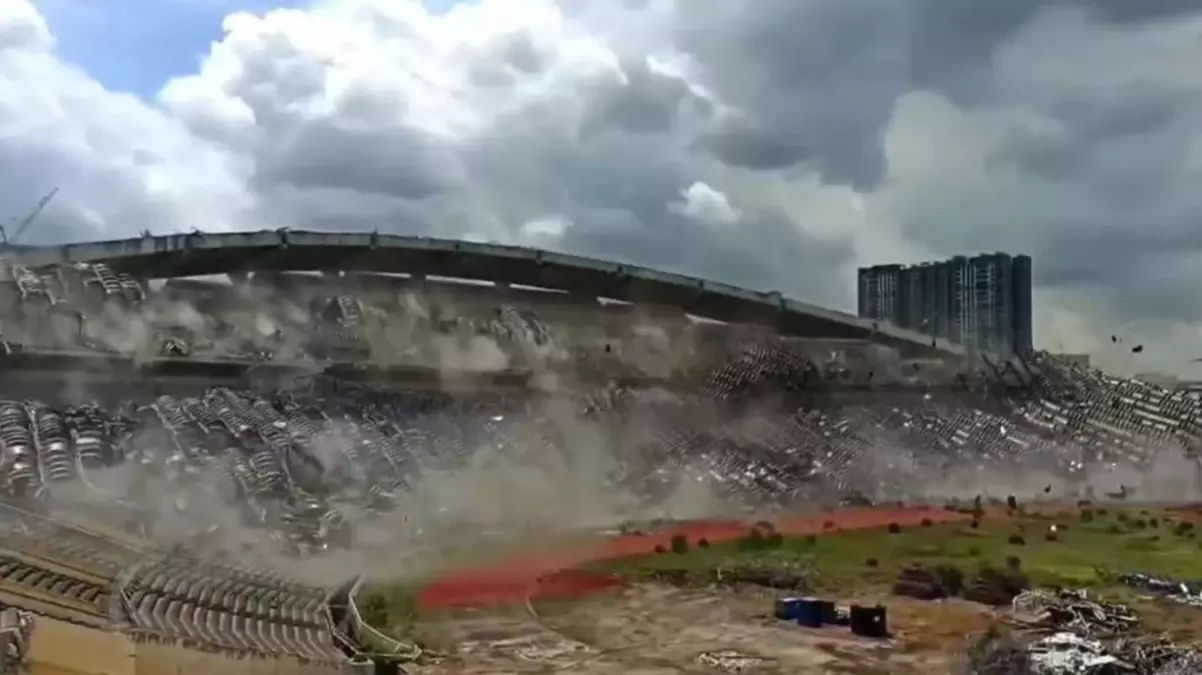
[849,604,888,638]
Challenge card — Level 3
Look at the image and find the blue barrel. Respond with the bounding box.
[774,597,802,620]
[795,597,824,627]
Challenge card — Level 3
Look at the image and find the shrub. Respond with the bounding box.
[1045,532,1059,542]
[670,534,690,554]
[1132,519,1147,529]
[1080,509,1094,523]
[1149,517,1160,528]
[970,520,980,529]
[697,537,711,548]
[739,528,765,552]
[654,544,667,554]
[764,532,784,549]
[1005,555,1022,570]
[921,517,933,527]
[934,563,965,596]
[967,545,982,556]
[823,520,836,531]
[865,557,879,568]
[887,522,901,534]
[1008,534,1026,546]
[1106,524,1124,534]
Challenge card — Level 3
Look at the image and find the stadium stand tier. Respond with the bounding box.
[0,234,1198,674]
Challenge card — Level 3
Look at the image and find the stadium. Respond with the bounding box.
[0,229,1197,674]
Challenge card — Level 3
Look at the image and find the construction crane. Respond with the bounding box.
[0,187,59,248]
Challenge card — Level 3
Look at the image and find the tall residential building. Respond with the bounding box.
[857,253,1034,355]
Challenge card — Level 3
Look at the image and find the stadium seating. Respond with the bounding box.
[3,257,1202,666]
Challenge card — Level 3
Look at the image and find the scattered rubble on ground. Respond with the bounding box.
[1010,589,1139,636]
[695,649,772,672]
[1118,572,1202,609]
[999,588,1202,674]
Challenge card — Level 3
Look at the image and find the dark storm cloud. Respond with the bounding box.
[675,0,909,188]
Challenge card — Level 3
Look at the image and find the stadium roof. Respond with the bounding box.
[10,230,964,357]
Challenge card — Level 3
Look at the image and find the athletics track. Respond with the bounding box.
[418,506,968,609]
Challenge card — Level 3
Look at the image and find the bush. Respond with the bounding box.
[1080,509,1094,523]
[804,534,817,545]
[1008,534,1026,546]
[970,520,980,529]
[934,563,965,596]
[1175,521,1197,536]
[1005,555,1022,570]
[865,557,879,568]
[1132,519,1147,529]
[697,537,711,548]
[1045,532,1059,542]
[967,545,982,557]
[1006,496,1018,511]
[888,522,901,534]
[1149,517,1160,528]
[764,532,784,549]
[921,517,933,527]
[739,528,765,551]
[670,534,690,554]
[654,544,667,554]
[1106,524,1124,534]
[822,520,836,531]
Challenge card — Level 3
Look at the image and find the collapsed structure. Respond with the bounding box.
[0,231,1196,673]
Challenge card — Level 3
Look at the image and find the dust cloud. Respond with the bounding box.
[17,278,1202,589]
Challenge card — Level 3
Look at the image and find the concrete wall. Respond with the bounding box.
[26,618,351,675]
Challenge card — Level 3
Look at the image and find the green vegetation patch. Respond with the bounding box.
[356,579,450,653]
[594,508,1202,597]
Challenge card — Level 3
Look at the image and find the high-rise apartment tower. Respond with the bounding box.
[857,253,1033,355]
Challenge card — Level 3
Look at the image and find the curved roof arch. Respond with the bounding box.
[9,230,964,357]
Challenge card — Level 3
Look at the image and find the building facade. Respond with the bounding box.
[858,253,1033,355]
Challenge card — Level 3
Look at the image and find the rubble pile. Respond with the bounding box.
[1007,590,1202,674]
[1011,590,1138,637]
[1118,573,1202,609]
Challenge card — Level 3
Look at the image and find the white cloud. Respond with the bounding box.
[4,0,1202,373]
[668,181,739,225]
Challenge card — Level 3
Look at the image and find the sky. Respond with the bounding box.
[6,0,1202,375]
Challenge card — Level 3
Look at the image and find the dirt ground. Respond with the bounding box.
[410,583,997,675]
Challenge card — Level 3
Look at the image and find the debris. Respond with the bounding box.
[696,649,770,673]
[1028,632,1130,674]
[1010,590,1138,636]
[1117,573,1202,609]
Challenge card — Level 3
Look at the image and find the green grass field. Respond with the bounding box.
[596,506,1202,597]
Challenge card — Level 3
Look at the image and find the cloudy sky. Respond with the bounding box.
[5,0,1202,374]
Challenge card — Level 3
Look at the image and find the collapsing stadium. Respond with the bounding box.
[0,230,1197,674]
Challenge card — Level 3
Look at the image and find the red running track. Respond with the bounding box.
[418,507,966,609]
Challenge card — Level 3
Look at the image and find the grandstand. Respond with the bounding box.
[0,231,1198,674]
